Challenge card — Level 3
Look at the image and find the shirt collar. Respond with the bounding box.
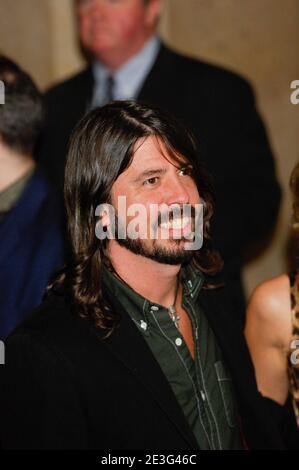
[102,262,205,336]
[180,262,205,301]
[92,35,160,100]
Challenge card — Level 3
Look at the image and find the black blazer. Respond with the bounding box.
[0,282,290,450]
[38,44,281,314]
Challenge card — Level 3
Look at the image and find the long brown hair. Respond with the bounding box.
[52,101,223,335]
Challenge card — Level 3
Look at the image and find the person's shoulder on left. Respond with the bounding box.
[20,167,65,241]
[4,284,92,361]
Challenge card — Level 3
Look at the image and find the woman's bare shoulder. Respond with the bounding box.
[247,274,292,346]
[249,274,290,312]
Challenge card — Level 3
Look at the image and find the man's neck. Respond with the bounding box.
[0,143,35,192]
[108,240,181,308]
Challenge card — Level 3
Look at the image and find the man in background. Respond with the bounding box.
[39,0,281,315]
[0,57,64,340]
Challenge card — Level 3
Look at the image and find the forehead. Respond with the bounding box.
[127,135,187,174]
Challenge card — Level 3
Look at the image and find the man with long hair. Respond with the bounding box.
[40,0,281,320]
[1,102,284,449]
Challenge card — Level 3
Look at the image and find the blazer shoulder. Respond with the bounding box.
[6,291,88,351]
[45,67,93,102]
[164,44,253,95]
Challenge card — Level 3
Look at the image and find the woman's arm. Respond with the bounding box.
[245,274,292,405]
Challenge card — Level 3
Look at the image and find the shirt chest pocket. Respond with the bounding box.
[214,360,237,428]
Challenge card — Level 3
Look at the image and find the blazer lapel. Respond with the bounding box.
[95,289,199,450]
[197,286,257,396]
[137,44,170,103]
[66,67,94,126]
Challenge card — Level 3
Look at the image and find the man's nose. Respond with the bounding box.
[163,174,190,206]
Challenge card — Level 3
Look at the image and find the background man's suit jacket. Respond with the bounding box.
[39,43,282,313]
[0,280,292,450]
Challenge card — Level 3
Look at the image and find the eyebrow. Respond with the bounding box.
[133,168,167,184]
[132,163,193,184]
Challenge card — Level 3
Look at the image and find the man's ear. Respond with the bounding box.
[145,0,162,29]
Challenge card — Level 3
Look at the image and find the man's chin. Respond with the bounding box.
[88,37,116,55]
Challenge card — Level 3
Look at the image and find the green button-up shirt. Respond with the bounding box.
[102,263,242,450]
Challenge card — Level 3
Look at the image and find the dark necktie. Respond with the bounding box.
[105,74,115,103]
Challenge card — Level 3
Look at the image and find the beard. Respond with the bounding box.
[116,236,194,266]
[114,212,195,266]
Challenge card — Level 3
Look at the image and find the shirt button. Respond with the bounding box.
[188,280,193,289]
[200,390,206,401]
[140,320,147,331]
[175,337,183,346]
[150,305,159,311]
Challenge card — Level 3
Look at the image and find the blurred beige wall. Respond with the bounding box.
[0,0,53,87]
[0,0,83,88]
[0,0,298,297]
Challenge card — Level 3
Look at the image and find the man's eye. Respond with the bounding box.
[178,167,193,176]
[143,177,158,186]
